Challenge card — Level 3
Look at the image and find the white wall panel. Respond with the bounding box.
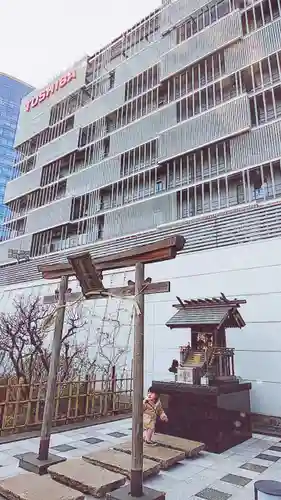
[4,168,42,203]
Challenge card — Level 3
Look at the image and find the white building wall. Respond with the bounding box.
[1,236,281,418]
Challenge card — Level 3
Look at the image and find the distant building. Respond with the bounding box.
[0,73,33,238]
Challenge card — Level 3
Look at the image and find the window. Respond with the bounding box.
[217,0,230,17]
[124,65,159,101]
[156,180,163,192]
[176,72,239,123]
[176,0,232,45]
[241,68,253,92]
[242,0,281,35]
[236,184,245,204]
[250,84,281,126]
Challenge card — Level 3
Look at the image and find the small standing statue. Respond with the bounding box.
[168,359,179,381]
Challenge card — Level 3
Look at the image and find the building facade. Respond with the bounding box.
[0,74,33,234]
[1,0,281,423]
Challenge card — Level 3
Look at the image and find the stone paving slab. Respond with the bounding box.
[83,448,160,479]
[0,474,84,500]
[113,440,185,469]
[152,433,205,457]
[49,458,126,498]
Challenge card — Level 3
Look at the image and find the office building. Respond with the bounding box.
[0,0,280,425]
[0,73,33,236]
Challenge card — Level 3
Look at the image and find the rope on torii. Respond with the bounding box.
[41,283,148,332]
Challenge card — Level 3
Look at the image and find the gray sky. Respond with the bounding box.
[0,0,160,89]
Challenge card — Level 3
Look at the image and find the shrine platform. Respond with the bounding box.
[153,380,252,453]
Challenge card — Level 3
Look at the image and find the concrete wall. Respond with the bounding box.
[1,236,281,418]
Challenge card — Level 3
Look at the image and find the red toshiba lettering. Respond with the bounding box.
[31,96,39,108]
[38,90,47,103]
[45,83,55,98]
[59,75,67,88]
[25,100,32,112]
[59,70,76,88]
[66,70,76,83]
[25,70,77,112]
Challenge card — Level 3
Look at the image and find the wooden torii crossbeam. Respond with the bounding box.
[43,279,171,304]
[38,235,184,279]
[40,236,184,302]
[28,235,185,496]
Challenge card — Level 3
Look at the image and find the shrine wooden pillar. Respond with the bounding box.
[191,329,197,349]
[213,328,218,346]
[231,353,235,376]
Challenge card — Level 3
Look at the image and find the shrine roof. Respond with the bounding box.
[166,294,246,329]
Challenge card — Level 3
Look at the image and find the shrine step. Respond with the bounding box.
[152,433,205,457]
[48,457,126,498]
[83,448,160,479]
[0,474,83,500]
[113,441,185,470]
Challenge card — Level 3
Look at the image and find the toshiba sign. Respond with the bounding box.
[25,70,76,112]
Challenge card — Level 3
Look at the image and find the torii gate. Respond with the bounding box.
[19,235,185,497]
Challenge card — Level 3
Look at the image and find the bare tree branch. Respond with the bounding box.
[0,295,91,382]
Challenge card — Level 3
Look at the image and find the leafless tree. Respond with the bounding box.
[0,293,133,387]
[91,327,127,376]
[88,306,133,377]
[0,294,90,382]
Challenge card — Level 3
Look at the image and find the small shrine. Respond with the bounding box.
[166,293,246,386]
[153,293,252,453]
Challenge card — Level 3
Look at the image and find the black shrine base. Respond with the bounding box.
[153,380,252,454]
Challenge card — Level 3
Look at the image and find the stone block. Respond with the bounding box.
[113,441,185,469]
[152,433,205,457]
[106,484,165,500]
[49,458,126,498]
[0,474,84,500]
[83,448,160,479]
[18,451,66,475]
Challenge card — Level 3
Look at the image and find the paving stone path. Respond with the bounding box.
[0,418,279,499]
